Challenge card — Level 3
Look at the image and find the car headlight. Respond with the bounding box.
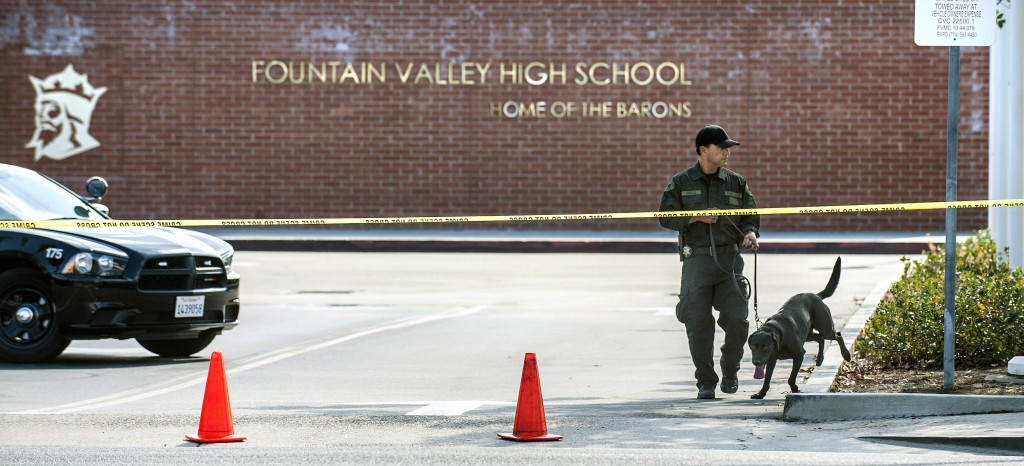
[62,252,127,277]
[221,251,234,273]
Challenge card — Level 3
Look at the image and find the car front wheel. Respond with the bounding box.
[136,331,217,358]
[0,268,70,363]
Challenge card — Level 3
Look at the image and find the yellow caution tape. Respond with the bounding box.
[4,199,1024,229]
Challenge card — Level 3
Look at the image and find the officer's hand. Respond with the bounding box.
[743,231,759,252]
[688,208,719,224]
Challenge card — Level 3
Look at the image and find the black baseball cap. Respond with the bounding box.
[695,125,740,151]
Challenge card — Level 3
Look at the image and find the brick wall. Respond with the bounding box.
[0,1,990,232]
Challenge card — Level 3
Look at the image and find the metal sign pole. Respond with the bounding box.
[943,45,960,390]
[914,0,993,391]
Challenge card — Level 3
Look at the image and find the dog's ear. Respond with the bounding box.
[770,331,780,348]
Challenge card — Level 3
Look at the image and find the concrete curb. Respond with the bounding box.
[784,393,1024,421]
[221,237,935,254]
[195,228,955,254]
[785,276,1024,422]
[859,435,1024,455]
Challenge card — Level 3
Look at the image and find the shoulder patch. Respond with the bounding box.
[664,180,675,192]
[745,184,753,196]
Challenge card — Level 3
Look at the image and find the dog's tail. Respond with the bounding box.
[817,257,842,299]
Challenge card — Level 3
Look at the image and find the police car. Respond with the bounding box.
[0,163,240,363]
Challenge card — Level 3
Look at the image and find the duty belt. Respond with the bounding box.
[681,243,738,258]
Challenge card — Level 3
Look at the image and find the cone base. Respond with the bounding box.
[185,434,247,444]
[497,432,562,442]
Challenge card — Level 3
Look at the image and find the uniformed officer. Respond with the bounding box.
[659,124,760,400]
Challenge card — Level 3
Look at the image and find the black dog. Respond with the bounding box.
[747,257,852,399]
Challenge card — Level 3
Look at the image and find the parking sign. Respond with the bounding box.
[915,0,996,46]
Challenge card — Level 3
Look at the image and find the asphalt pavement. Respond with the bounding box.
[194,226,1024,456]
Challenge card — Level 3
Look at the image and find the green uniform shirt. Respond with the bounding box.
[659,162,760,248]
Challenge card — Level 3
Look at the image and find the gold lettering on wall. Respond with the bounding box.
[252,60,387,84]
[251,60,692,86]
[249,59,697,119]
[489,101,692,119]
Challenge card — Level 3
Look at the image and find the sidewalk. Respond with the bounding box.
[196,227,964,254]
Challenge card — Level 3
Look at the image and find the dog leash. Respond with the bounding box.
[753,248,760,328]
[707,216,760,327]
[749,247,765,378]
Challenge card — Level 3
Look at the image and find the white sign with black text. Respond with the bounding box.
[915,0,996,46]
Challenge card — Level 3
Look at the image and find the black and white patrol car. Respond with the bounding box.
[0,163,240,363]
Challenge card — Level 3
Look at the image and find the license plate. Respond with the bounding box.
[175,295,205,318]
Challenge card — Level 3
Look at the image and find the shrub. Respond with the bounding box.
[857,229,1024,369]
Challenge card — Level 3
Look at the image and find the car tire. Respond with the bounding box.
[0,268,70,363]
[136,331,217,358]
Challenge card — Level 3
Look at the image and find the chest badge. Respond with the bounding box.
[682,245,692,258]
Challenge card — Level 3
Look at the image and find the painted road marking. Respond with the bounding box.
[13,306,487,415]
[406,401,489,416]
[62,347,153,356]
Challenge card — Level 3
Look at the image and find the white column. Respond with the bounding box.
[989,1,1024,269]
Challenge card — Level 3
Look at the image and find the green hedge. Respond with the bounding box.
[857,230,1024,369]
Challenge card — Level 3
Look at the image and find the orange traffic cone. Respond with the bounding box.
[185,351,246,443]
[497,353,562,441]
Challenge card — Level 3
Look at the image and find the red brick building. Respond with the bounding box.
[0,1,990,233]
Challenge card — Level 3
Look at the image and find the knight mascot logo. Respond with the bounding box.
[26,64,107,161]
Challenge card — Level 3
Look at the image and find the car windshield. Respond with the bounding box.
[0,165,107,221]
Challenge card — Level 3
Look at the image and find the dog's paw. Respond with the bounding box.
[815,355,824,366]
[750,393,766,400]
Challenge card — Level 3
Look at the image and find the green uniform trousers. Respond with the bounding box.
[675,252,749,390]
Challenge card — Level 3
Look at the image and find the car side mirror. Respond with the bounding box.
[85,176,108,201]
[91,203,110,216]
